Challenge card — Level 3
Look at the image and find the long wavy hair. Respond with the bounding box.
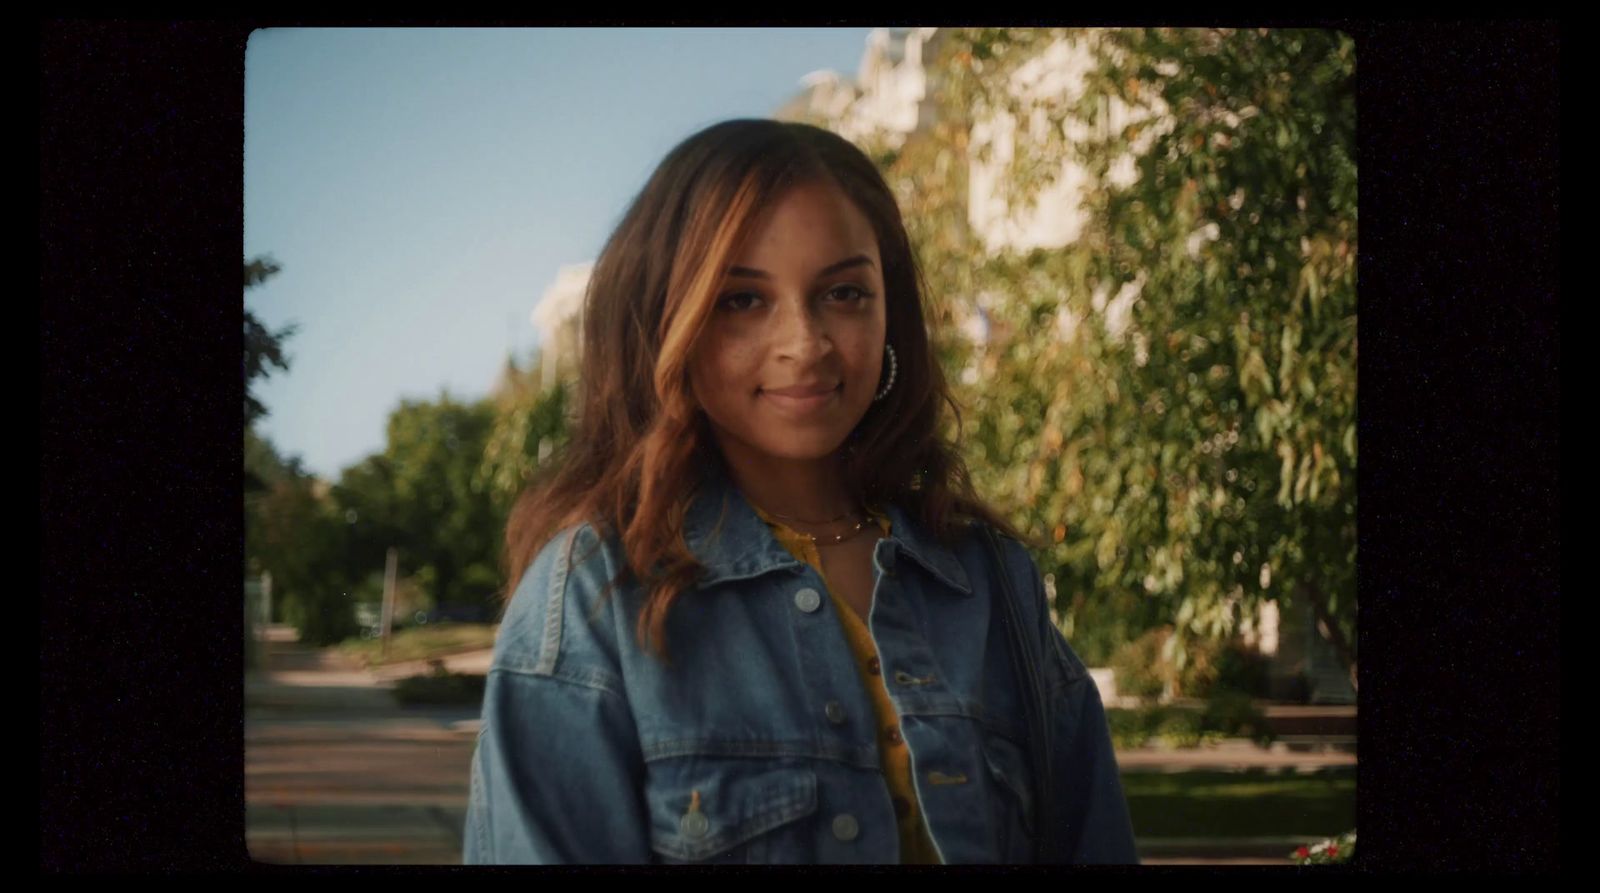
[500,118,1042,665]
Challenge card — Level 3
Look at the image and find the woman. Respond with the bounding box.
[463,119,1139,865]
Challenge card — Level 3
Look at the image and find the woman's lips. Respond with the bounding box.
[760,384,842,415]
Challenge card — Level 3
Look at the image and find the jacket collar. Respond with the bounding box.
[683,458,973,597]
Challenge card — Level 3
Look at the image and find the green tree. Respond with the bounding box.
[245,425,307,580]
[244,254,301,497]
[242,255,363,642]
[478,358,574,520]
[247,467,360,644]
[244,255,300,430]
[889,28,1356,686]
[348,391,505,615]
[247,391,508,642]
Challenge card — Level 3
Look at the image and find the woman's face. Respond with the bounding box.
[688,179,888,468]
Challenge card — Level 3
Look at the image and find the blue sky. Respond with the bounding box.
[245,27,879,480]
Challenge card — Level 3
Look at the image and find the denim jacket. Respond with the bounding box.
[464,462,1140,865]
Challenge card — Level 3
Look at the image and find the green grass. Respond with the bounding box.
[335,621,498,668]
[1122,768,1355,838]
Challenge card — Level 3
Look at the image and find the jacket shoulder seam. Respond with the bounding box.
[534,526,581,675]
[488,661,625,700]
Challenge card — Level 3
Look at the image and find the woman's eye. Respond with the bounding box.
[716,286,871,312]
[827,284,872,303]
[717,292,762,312]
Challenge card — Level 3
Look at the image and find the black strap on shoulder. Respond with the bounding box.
[982,524,1060,863]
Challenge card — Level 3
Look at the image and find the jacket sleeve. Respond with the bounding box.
[1006,535,1141,864]
[462,524,653,864]
[1044,623,1142,864]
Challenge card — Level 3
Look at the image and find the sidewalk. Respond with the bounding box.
[246,625,478,865]
[246,627,1352,865]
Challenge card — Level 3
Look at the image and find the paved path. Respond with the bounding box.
[246,626,1350,865]
[247,627,478,865]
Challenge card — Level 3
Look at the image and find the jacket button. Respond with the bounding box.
[831,814,860,841]
[679,811,710,839]
[866,656,881,675]
[793,587,822,613]
[824,701,846,724]
[886,726,903,745]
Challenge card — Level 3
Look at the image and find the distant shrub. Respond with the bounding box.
[1109,628,1170,702]
[1153,706,1209,748]
[1203,640,1273,700]
[1202,689,1276,747]
[1106,706,1153,749]
[1107,690,1275,750]
[392,671,486,706]
[1107,704,1222,749]
[1110,626,1274,703]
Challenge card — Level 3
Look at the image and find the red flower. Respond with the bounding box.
[1328,845,1339,857]
[1295,846,1309,859]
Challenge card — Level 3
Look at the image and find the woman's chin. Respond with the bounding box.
[734,433,850,464]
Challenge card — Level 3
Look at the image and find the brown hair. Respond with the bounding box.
[500,118,1042,665]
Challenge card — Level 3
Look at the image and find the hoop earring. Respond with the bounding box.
[872,344,897,402]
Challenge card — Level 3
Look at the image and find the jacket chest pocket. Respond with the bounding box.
[979,730,1037,862]
[645,762,819,864]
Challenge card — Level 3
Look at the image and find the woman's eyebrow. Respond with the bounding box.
[726,254,875,280]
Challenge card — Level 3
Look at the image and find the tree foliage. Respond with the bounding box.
[329,392,506,615]
[245,450,359,644]
[243,253,513,638]
[886,28,1356,681]
[247,391,510,643]
[477,354,574,521]
[243,255,300,433]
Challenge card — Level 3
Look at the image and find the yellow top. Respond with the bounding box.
[750,502,943,865]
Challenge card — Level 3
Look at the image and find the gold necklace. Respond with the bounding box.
[799,515,869,547]
[765,506,852,525]
[758,503,871,546]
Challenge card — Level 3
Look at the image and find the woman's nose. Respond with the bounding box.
[773,300,832,359]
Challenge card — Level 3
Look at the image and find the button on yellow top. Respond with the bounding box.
[752,502,943,865]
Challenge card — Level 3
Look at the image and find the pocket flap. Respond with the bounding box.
[646,764,818,861]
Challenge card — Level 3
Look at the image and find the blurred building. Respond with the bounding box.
[520,261,591,396]
[487,354,530,407]
[774,27,944,151]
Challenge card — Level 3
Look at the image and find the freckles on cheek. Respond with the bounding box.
[723,349,760,398]
[697,353,757,405]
